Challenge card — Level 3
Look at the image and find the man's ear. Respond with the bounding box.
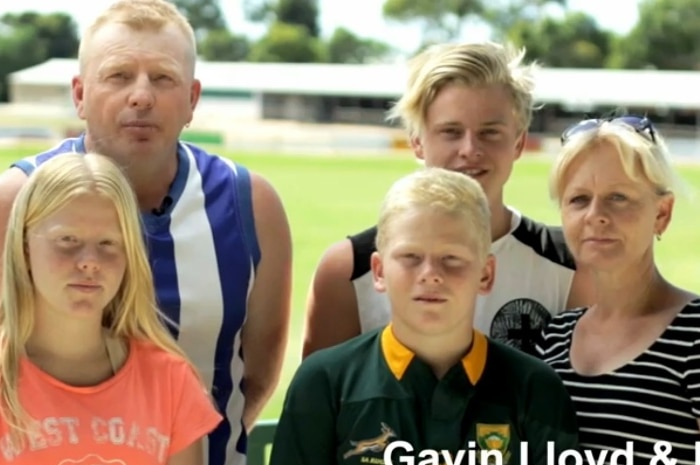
[72,75,86,120]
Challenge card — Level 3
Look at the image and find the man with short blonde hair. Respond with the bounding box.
[0,2,292,465]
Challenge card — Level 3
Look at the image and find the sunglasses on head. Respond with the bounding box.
[560,115,657,145]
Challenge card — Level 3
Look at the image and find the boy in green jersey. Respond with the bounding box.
[270,167,579,465]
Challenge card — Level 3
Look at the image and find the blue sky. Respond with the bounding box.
[0,0,641,54]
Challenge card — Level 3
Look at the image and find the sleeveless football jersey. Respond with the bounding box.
[349,208,576,355]
[12,135,259,465]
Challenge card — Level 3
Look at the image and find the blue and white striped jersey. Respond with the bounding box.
[13,135,259,465]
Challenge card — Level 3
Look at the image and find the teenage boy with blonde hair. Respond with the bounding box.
[303,42,592,357]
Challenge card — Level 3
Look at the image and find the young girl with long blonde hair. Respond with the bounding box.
[0,153,222,464]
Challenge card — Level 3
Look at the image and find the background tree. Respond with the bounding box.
[244,0,328,62]
[0,12,79,101]
[0,29,47,101]
[245,0,320,37]
[170,0,226,39]
[2,12,79,59]
[607,0,700,69]
[199,29,251,61]
[382,0,486,45]
[276,0,320,37]
[508,12,614,68]
[170,0,248,62]
[485,0,567,38]
[248,22,326,62]
[327,27,395,64]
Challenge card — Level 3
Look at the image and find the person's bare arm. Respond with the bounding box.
[567,266,596,309]
[240,172,292,433]
[167,439,204,465]
[302,239,361,359]
[0,167,30,281]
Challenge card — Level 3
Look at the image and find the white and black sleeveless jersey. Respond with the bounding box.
[348,208,576,355]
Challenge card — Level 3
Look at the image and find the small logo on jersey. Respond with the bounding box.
[490,298,551,355]
[476,424,511,464]
[344,422,396,460]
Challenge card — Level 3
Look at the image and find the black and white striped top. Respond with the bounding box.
[536,299,700,465]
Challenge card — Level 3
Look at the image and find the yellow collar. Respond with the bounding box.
[380,324,487,384]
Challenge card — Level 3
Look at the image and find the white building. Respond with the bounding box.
[9,58,700,124]
[6,58,700,154]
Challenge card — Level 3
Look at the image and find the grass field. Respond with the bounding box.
[1,144,698,423]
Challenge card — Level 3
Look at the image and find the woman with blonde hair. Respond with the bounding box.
[536,115,700,464]
[0,153,222,464]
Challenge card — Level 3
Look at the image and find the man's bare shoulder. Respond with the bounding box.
[316,238,355,282]
[0,167,30,205]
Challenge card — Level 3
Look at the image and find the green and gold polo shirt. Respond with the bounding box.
[270,324,579,465]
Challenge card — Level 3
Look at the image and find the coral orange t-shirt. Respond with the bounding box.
[0,338,223,464]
